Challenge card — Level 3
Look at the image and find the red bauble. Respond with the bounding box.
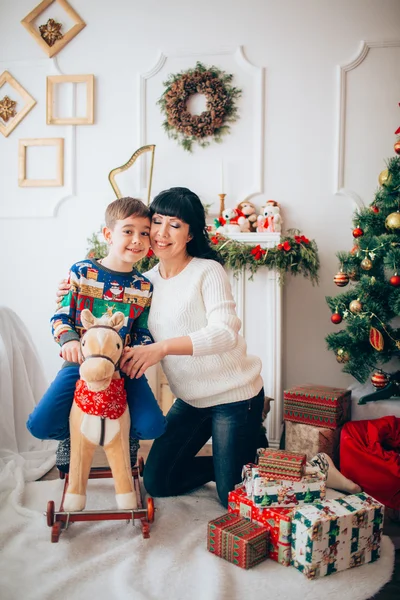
[394,141,400,156]
[353,227,364,238]
[333,271,349,287]
[331,313,342,324]
[371,206,379,214]
[389,274,400,287]
[371,372,389,389]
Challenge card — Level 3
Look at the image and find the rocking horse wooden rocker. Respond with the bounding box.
[46,309,154,542]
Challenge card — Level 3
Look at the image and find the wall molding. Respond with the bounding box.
[139,46,265,202]
[335,40,400,208]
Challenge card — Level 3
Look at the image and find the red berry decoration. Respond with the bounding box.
[371,372,389,389]
[371,205,379,214]
[333,271,349,287]
[353,227,364,238]
[390,274,400,287]
[331,313,342,324]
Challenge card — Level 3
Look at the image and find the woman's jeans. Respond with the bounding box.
[143,388,265,507]
[26,364,167,441]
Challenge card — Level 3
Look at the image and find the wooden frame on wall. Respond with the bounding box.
[46,74,94,125]
[0,71,36,138]
[18,138,64,187]
[21,0,86,58]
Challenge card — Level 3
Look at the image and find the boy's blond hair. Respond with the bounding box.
[105,197,150,229]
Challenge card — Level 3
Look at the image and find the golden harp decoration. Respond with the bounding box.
[108,144,155,205]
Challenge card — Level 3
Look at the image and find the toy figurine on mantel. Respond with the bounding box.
[257,200,282,233]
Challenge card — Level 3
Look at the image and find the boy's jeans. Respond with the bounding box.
[143,388,264,507]
[27,364,167,441]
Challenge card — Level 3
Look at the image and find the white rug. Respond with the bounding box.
[0,478,395,600]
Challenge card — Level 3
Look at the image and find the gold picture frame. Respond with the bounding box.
[108,145,156,205]
[21,0,86,58]
[47,74,94,125]
[18,138,64,187]
[0,71,36,138]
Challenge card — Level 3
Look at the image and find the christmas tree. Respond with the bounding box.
[326,131,400,395]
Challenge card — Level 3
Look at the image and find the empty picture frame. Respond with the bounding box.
[21,0,86,58]
[0,71,36,138]
[47,74,94,125]
[18,138,64,187]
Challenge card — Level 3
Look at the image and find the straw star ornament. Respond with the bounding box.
[0,96,17,122]
[39,18,63,47]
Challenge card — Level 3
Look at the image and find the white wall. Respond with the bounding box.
[1,0,400,392]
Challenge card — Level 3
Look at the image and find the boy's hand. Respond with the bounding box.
[61,340,82,363]
[120,343,166,379]
[56,279,70,304]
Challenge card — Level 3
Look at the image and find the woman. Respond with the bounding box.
[59,187,264,506]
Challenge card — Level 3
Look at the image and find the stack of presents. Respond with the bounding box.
[207,384,384,578]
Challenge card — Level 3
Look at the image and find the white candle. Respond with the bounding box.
[220,159,224,194]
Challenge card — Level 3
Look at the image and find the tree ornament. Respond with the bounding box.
[378,169,391,187]
[348,269,358,281]
[390,273,400,287]
[371,371,389,388]
[333,270,349,287]
[394,141,400,156]
[331,312,342,324]
[352,227,364,238]
[385,212,400,231]
[371,205,379,214]
[350,245,359,255]
[335,348,350,363]
[360,257,373,270]
[349,299,363,313]
[369,327,384,351]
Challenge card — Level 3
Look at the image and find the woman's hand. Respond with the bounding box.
[120,343,167,379]
[61,340,82,363]
[56,279,70,304]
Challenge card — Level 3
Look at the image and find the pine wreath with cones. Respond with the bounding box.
[158,62,242,152]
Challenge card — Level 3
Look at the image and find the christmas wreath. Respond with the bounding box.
[86,229,319,284]
[158,62,242,152]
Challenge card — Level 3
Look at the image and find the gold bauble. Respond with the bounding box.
[385,212,400,231]
[336,348,350,364]
[360,257,373,270]
[349,299,363,313]
[378,169,391,187]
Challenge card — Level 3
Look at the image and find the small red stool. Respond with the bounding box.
[340,416,400,509]
[45,457,155,542]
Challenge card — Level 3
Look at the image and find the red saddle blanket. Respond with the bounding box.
[340,415,400,509]
[74,378,127,419]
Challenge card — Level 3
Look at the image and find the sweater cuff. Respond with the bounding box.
[59,331,80,346]
[189,331,218,357]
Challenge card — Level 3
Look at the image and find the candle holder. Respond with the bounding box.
[218,193,226,217]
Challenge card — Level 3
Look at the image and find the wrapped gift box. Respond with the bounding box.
[291,492,384,579]
[253,470,326,508]
[258,448,306,481]
[285,421,342,465]
[284,384,351,430]
[228,486,293,566]
[207,512,268,569]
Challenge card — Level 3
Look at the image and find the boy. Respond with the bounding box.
[27,197,166,471]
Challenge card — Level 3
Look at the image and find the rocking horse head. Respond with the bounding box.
[80,309,125,392]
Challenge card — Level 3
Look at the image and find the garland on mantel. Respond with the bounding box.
[86,228,319,284]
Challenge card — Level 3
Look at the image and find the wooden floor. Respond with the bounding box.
[40,442,399,598]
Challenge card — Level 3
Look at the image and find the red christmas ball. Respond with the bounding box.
[394,141,400,156]
[331,313,342,324]
[371,372,389,389]
[333,271,349,287]
[390,274,400,287]
[371,205,379,214]
[353,227,364,238]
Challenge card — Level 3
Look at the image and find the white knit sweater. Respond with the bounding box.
[144,258,263,408]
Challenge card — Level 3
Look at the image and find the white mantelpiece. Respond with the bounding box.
[225,232,283,448]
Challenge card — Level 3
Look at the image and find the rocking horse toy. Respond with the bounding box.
[46,309,154,542]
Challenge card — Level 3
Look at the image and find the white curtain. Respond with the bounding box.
[0,307,56,492]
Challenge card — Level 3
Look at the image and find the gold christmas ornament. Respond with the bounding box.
[378,169,391,187]
[349,299,363,313]
[385,212,400,231]
[360,257,373,270]
[336,348,350,364]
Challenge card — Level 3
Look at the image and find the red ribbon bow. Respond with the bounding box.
[294,235,310,244]
[277,241,292,252]
[251,245,266,260]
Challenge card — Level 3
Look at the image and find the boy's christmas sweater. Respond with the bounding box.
[51,259,153,348]
[291,492,384,579]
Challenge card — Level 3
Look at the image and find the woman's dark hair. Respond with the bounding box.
[149,187,223,263]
